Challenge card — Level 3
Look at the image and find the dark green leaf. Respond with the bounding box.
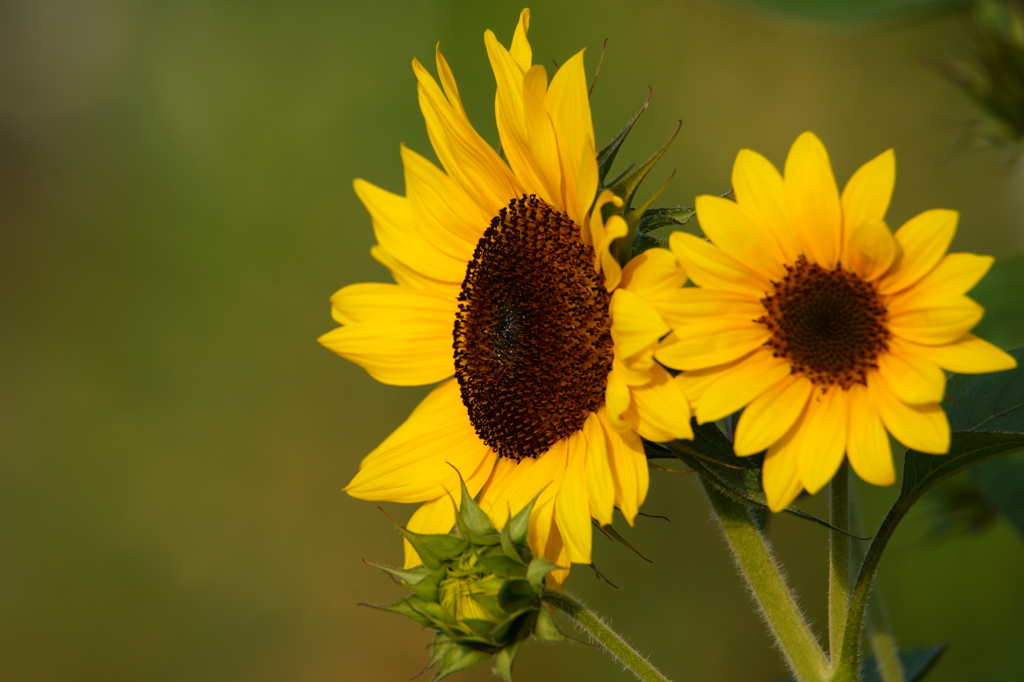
[596,93,649,187]
[497,579,538,614]
[728,0,967,25]
[490,609,536,644]
[971,451,1024,537]
[650,423,863,535]
[971,256,1024,350]
[433,643,492,681]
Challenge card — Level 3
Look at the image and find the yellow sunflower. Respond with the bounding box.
[656,132,1017,512]
[320,9,692,584]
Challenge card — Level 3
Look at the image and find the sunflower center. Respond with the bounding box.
[757,255,890,390]
[454,195,614,461]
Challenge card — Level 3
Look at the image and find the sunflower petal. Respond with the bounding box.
[846,384,895,486]
[556,430,592,564]
[345,380,496,502]
[901,333,1017,373]
[604,425,647,525]
[888,295,984,346]
[843,218,897,282]
[732,148,799,262]
[509,8,532,71]
[796,387,848,495]
[655,324,772,371]
[869,370,950,454]
[696,194,786,279]
[627,364,694,441]
[784,132,842,268]
[762,437,804,513]
[878,209,958,295]
[876,340,946,405]
[669,231,771,298]
[545,50,595,225]
[734,374,813,456]
[610,288,670,364]
[584,411,615,527]
[886,253,994,316]
[689,347,791,424]
[403,496,458,568]
[841,148,895,238]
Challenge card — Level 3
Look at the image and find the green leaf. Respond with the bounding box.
[727,0,967,25]
[532,606,568,643]
[862,644,947,682]
[840,349,1024,667]
[649,423,863,535]
[493,639,526,682]
[497,579,538,614]
[971,451,1024,537]
[433,643,492,681]
[635,206,696,235]
[971,256,1024,350]
[525,557,561,589]
[596,93,649,187]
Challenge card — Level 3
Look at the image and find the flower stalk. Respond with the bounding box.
[828,463,852,666]
[541,590,673,682]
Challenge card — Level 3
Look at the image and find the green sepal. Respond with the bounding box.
[507,495,537,547]
[526,557,561,589]
[497,578,539,614]
[453,470,494,541]
[371,596,441,629]
[432,643,493,681]
[533,606,568,643]
[635,206,696,235]
[596,93,649,187]
[493,639,526,682]
[368,561,443,602]
[468,592,509,622]
[605,121,680,216]
[461,617,503,638]
[476,554,529,578]
[394,524,468,571]
[490,609,537,644]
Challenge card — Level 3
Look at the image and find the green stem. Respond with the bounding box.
[700,479,829,682]
[828,463,852,666]
[542,590,673,682]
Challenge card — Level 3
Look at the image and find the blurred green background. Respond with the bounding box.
[3,0,1024,680]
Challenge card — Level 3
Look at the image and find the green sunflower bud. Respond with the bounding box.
[366,477,568,682]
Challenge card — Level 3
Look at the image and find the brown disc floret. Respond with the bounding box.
[757,255,890,389]
[454,195,614,460]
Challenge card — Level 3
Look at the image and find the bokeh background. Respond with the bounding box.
[3,0,1024,680]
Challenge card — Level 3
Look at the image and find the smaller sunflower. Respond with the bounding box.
[656,132,1017,511]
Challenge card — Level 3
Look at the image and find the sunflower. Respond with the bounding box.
[320,9,692,584]
[655,132,1017,512]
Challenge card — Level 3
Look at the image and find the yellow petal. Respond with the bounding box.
[404,496,457,568]
[734,374,813,456]
[846,384,895,486]
[542,522,570,588]
[901,333,1017,374]
[370,244,458,294]
[589,194,627,291]
[762,438,804,512]
[345,380,496,502]
[876,339,946,405]
[545,50,596,224]
[655,287,763,330]
[413,57,521,215]
[784,132,842,268]
[670,231,771,299]
[605,367,633,435]
[869,370,950,454]
[797,387,848,494]
[618,247,690,324]
[696,194,786,280]
[627,363,694,441]
[584,410,615,526]
[843,218,897,283]
[320,284,458,386]
[400,143,489,251]
[689,347,791,424]
[522,64,564,204]
[509,8,532,71]
[841,148,895,239]
[610,288,670,364]
[604,424,647,525]
[673,355,746,409]
[354,178,467,284]
[878,209,958,295]
[885,253,994,316]
[888,295,984,346]
[555,429,593,564]
[435,45,466,118]
[732,148,799,262]
[655,324,772,371]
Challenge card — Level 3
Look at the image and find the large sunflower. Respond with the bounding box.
[656,132,1016,512]
[320,10,692,583]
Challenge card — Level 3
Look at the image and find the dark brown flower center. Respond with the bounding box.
[757,255,890,390]
[453,195,613,460]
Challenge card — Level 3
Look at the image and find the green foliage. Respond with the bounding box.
[971,451,1024,536]
[969,255,1024,350]
[367,480,567,681]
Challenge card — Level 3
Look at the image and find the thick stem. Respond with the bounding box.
[700,480,829,682]
[828,463,852,665]
[542,590,672,682]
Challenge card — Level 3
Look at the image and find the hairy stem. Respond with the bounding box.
[542,590,672,682]
[701,479,828,682]
[829,463,852,668]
